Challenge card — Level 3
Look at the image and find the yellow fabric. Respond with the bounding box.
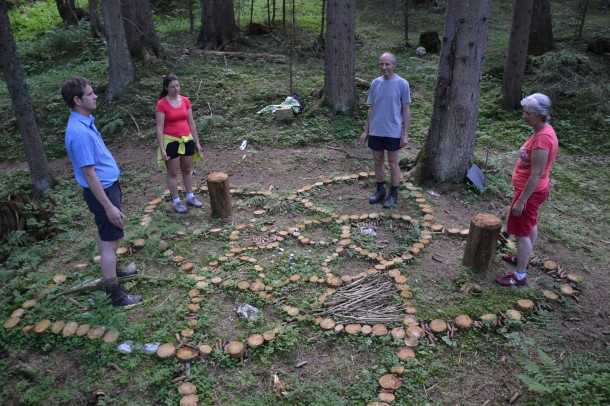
[157,134,203,168]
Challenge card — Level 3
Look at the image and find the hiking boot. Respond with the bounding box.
[495,272,527,287]
[174,200,188,214]
[186,196,203,208]
[105,283,143,306]
[116,262,137,277]
[369,183,386,204]
[383,187,398,208]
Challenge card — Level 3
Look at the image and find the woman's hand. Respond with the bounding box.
[195,142,202,154]
[512,199,525,217]
[160,148,169,161]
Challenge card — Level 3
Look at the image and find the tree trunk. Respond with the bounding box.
[413,0,491,183]
[0,0,52,197]
[527,0,553,56]
[462,213,502,271]
[121,0,161,58]
[404,0,410,46]
[207,172,233,218]
[323,0,357,114]
[101,0,134,101]
[500,0,534,110]
[198,0,239,50]
[56,0,87,25]
[88,0,104,39]
[575,0,588,41]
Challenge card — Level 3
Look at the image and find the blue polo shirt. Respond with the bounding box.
[65,111,120,189]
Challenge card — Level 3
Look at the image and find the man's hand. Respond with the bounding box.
[399,134,409,148]
[106,205,125,229]
[359,132,368,144]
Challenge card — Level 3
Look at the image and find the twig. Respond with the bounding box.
[114,105,140,133]
[65,297,89,310]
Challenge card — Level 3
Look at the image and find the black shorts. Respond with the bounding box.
[165,139,195,160]
[83,181,124,242]
[368,136,401,151]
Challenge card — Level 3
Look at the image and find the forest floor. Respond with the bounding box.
[2,137,609,405]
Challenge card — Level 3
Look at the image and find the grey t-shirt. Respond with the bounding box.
[367,74,411,138]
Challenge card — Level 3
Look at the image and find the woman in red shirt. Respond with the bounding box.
[156,74,203,213]
[496,93,558,286]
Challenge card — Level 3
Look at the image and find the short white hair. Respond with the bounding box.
[521,93,552,121]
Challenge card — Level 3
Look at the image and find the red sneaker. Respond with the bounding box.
[501,254,518,265]
[495,273,527,286]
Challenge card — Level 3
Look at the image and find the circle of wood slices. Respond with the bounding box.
[454,315,473,330]
[429,319,448,334]
[516,299,535,312]
[157,343,177,360]
[177,346,199,362]
[396,346,416,361]
[178,382,197,395]
[226,341,245,358]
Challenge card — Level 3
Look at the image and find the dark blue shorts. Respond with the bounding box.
[368,136,401,151]
[166,139,195,159]
[83,181,124,242]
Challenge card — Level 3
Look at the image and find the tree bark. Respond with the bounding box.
[323,0,357,114]
[527,0,553,56]
[413,0,491,183]
[101,0,134,101]
[207,172,233,218]
[500,0,534,110]
[462,213,502,271]
[198,0,239,50]
[88,0,104,39]
[56,0,87,25]
[121,0,161,58]
[0,0,52,197]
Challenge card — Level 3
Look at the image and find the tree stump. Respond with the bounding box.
[207,172,232,218]
[462,213,502,271]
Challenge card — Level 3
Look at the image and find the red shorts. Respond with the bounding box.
[506,189,549,237]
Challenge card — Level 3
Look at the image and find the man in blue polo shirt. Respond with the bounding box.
[62,76,142,306]
[360,52,411,208]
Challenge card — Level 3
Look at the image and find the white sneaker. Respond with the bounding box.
[186,196,203,208]
[174,200,188,214]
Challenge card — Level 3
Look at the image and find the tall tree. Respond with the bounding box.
[121,0,161,58]
[88,0,104,38]
[0,0,52,197]
[323,0,357,114]
[412,0,491,183]
[101,0,134,101]
[500,0,534,110]
[55,0,87,25]
[198,0,239,50]
[528,0,553,56]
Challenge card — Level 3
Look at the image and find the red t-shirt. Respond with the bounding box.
[512,125,558,192]
[155,96,192,137]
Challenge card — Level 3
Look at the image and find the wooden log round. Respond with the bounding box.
[76,323,91,336]
[207,172,233,218]
[390,365,405,375]
[178,382,197,395]
[226,341,245,358]
[560,285,575,295]
[516,299,535,312]
[320,318,336,330]
[462,213,502,271]
[429,319,448,334]
[33,319,52,333]
[87,325,106,339]
[263,330,276,342]
[361,325,373,335]
[479,313,497,323]
[199,344,213,357]
[390,327,406,339]
[404,337,420,348]
[179,394,199,406]
[177,346,199,362]
[454,315,473,329]
[506,309,522,320]
[542,290,559,301]
[62,321,79,337]
[51,320,65,334]
[157,343,177,360]
[372,324,388,336]
[379,374,402,390]
[378,392,395,403]
[103,329,120,343]
[396,346,416,361]
[406,325,425,339]
[345,324,362,334]
[248,334,265,348]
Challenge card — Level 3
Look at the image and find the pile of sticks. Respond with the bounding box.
[312,274,404,324]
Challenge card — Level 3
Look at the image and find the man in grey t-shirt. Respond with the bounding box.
[359,52,411,208]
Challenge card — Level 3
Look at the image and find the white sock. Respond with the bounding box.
[515,271,527,280]
[173,197,181,204]
[186,192,194,200]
